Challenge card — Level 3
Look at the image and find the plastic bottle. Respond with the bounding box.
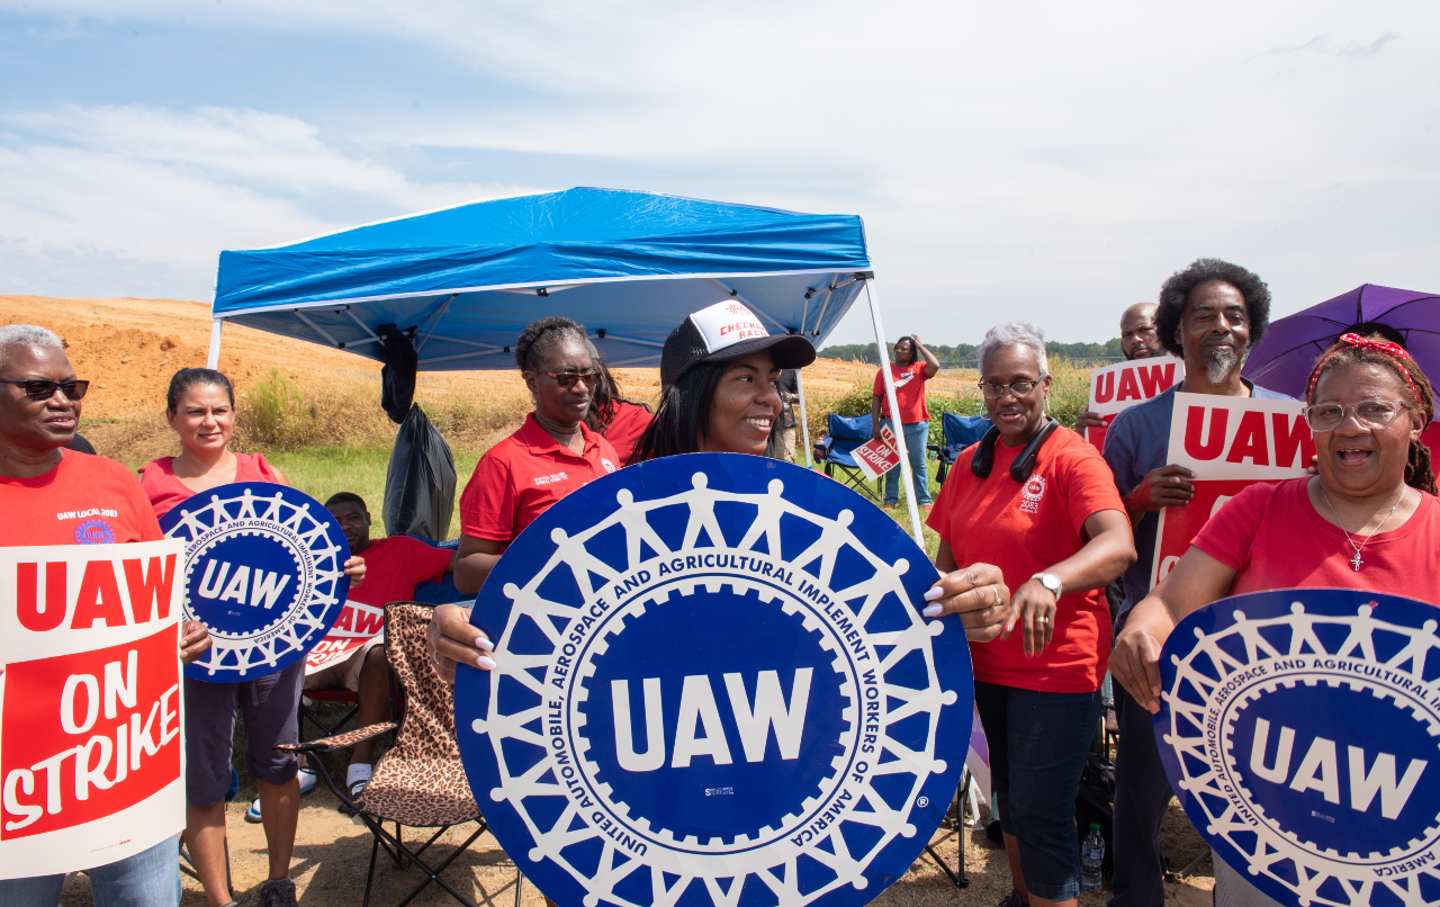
[1081,822,1105,892]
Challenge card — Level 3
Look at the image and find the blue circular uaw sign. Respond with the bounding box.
[455,453,973,906]
[161,482,350,682]
[1156,588,1440,906]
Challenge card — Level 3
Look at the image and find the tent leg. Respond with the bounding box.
[862,280,925,546]
[796,370,814,467]
[207,318,223,370]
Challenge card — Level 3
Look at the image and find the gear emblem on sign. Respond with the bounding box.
[455,453,973,907]
[162,482,350,682]
[1157,590,1440,907]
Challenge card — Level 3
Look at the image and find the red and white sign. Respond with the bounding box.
[0,539,185,879]
[854,424,903,481]
[1084,356,1185,450]
[304,599,385,675]
[1150,394,1313,586]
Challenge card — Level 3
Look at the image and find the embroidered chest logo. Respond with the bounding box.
[1018,475,1046,514]
[600,458,617,473]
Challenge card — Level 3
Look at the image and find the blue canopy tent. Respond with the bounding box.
[208,187,925,540]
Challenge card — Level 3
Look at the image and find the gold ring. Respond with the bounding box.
[992,587,1001,607]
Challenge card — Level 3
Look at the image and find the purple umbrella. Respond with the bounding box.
[1244,283,1440,399]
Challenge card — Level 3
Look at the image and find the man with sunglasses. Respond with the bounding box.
[1101,260,1287,907]
[0,324,209,906]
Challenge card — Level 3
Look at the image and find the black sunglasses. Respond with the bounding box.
[542,369,600,389]
[0,379,91,401]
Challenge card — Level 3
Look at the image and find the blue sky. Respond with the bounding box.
[1,2,1436,345]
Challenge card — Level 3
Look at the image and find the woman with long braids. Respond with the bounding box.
[452,316,619,597]
[1113,332,1440,905]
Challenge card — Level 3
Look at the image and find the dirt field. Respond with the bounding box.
[7,295,1216,904]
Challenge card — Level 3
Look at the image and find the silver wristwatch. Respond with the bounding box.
[1031,572,1062,600]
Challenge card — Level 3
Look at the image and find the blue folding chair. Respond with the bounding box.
[931,413,993,485]
[816,413,882,501]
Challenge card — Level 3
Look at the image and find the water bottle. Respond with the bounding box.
[1081,822,1105,892]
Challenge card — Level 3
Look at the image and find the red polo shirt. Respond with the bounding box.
[873,361,930,424]
[601,400,653,465]
[459,414,620,544]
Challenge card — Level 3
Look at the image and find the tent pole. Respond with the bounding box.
[796,370,814,467]
[207,318,223,369]
[863,280,925,546]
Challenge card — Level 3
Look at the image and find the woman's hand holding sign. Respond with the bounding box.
[180,619,211,664]
[427,604,496,683]
[924,543,1010,642]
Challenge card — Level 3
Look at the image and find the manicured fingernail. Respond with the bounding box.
[923,587,943,601]
[475,636,494,651]
[476,654,497,671]
[922,603,942,617]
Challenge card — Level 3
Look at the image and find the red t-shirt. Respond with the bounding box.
[459,414,619,544]
[139,452,282,519]
[348,535,454,607]
[601,400,653,465]
[0,449,162,545]
[873,361,929,424]
[1192,477,1440,600]
[926,428,1126,692]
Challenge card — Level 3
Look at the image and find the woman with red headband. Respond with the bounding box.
[1112,331,1440,905]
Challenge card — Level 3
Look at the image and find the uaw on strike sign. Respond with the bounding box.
[0,539,185,879]
[456,453,973,906]
[1156,588,1440,906]
[1151,393,1313,586]
[1084,355,1184,451]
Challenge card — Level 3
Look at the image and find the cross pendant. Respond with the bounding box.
[1350,551,1363,572]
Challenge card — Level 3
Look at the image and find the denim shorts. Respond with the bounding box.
[974,681,1101,902]
[0,833,181,905]
[185,662,302,804]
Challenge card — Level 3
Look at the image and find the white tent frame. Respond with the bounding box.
[206,273,927,546]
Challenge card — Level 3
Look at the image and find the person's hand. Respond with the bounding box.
[922,563,1010,643]
[343,555,366,587]
[871,419,882,442]
[911,334,922,347]
[1127,464,1195,513]
[1004,578,1059,656]
[1112,623,1165,714]
[1074,410,1106,432]
[427,604,495,684]
[179,620,210,664]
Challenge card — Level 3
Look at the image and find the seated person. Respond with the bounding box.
[250,492,454,819]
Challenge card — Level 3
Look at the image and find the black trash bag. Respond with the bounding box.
[383,404,456,541]
[378,324,418,424]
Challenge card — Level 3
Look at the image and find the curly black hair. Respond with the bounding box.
[1155,258,1272,357]
[513,316,589,372]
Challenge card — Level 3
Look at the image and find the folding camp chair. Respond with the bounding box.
[816,413,882,501]
[280,603,514,907]
[930,412,993,485]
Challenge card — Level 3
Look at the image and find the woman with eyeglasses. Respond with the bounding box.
[0,325,209,906]
[141,366,365,907]
[924,321,1135,907]
[452,317,619,598]
[1112,332,1440,905]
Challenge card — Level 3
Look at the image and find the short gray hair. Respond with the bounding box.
[0,324,64,371]
[978,321,1049,376]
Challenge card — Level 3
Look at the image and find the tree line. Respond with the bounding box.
[818,338,1125,367]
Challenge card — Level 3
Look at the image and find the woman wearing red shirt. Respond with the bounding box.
[926,322,1135,907]
[141,367,363,907]
[871,334,940,507]
[1113,333,1440,906]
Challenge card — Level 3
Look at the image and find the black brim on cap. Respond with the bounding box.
[663,332,816,385]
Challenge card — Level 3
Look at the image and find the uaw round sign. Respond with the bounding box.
[161,482,350,682]
[1156,588,1440,906]
[455,453,972,907]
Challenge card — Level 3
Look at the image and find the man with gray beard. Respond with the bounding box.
[1101,259,1284,907]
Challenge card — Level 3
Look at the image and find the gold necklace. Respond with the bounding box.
[1317,484,1405,572]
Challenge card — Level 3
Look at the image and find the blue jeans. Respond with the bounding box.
[0,834,181,906]
[883,421,931,505]
[975,682,1101,902]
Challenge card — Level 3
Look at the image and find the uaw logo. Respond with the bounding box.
[161,482,350,682]
[1156,588,1440,906]
[455,453,972,906]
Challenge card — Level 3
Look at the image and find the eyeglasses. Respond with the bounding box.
[1303,399,1409,433]
[0,379,90,401]
[543,369,600,389]
[978,378,1042,398]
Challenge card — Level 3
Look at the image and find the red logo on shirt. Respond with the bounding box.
[1019,476,1046,514]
